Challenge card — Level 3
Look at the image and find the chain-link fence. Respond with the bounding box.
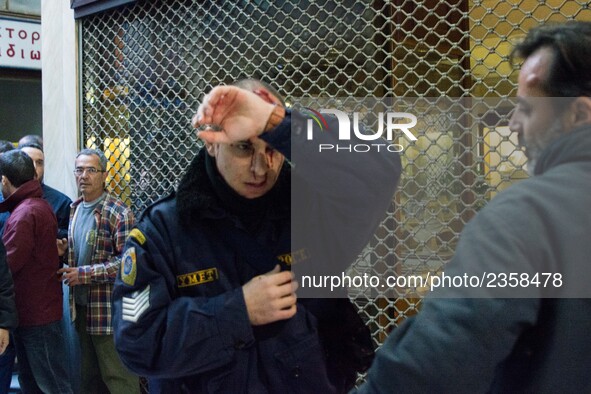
[79,0,590,387]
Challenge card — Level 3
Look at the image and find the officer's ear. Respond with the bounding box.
[204,142,216,157]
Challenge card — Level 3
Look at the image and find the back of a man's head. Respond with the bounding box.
[0,140,14,154]
[512,21,591,97]
[18,134,43,149]
[0,150,35,188]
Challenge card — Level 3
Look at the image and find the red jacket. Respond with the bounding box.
[0,180,62,327]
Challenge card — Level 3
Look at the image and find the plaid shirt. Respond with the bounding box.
[68,193,134,335]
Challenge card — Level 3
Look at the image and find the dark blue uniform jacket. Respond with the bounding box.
[113,110,401,393]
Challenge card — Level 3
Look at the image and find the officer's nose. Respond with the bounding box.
[251,149,271,177]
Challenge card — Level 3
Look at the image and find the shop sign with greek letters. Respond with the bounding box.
[0,18,41,70]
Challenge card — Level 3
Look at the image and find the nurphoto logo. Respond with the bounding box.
[305,108,418,153]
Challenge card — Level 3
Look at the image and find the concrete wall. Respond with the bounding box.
[41,0,78,200]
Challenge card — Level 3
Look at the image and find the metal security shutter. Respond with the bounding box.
[78,0,590,387]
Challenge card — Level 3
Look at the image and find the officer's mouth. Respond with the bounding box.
[244,181,266,190]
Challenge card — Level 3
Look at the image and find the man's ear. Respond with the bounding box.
[1,175,11,190]
[566,97,591,129]
[205,142,216,157]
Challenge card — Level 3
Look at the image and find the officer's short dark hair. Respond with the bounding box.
[0,150,35,187]
[511,21,591,97]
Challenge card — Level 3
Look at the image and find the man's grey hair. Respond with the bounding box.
[77,148,108,171]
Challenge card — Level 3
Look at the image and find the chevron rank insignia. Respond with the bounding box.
[122,285,150,323]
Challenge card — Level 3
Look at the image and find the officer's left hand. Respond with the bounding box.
[243,265,299,325]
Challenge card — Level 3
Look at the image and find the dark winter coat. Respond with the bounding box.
[113,109,401,393]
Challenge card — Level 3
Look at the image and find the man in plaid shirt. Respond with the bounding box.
[58,148,139,394]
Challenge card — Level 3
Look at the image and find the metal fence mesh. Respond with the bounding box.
[79,0,590,386]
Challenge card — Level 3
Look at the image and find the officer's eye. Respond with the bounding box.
[231,142,255,156]
[235,142,252,150]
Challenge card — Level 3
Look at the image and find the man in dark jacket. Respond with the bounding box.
[355,21,591,394]
[0,150,72,394]
[113,80,401,393]
[18,141,77,391]
[19,143,71,239]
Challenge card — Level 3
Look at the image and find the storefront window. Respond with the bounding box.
[7,0,40,16]
[0,76,42,142]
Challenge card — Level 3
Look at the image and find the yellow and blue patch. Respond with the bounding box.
[121,247,137,286]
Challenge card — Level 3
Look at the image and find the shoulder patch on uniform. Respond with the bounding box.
[177,268,219,288]
[122,285,150,323]
[128,228,146,245]
[121,247,137,286]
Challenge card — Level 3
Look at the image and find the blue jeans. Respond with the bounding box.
[0,338,15,394]
[13,320,73,394]
[62,283,80,393]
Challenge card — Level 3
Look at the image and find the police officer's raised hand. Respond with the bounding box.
[243,265,298,325]
[192,85,276,144]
